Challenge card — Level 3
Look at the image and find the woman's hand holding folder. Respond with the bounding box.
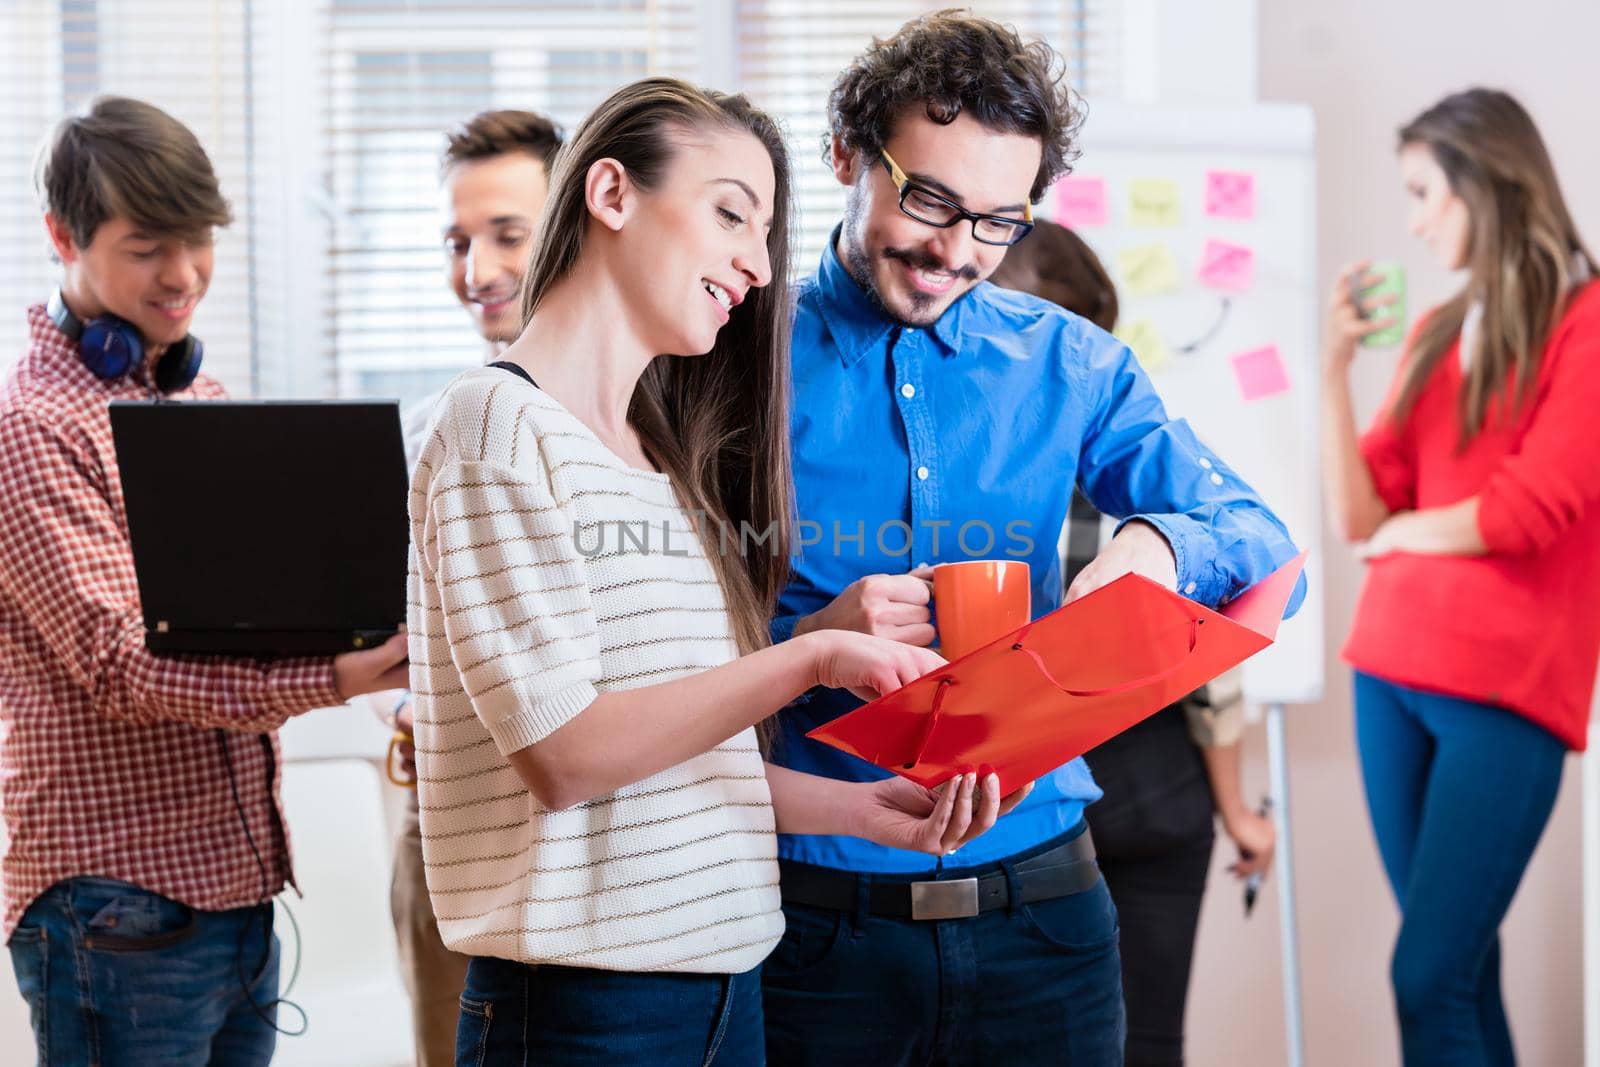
[766,762,1034,857]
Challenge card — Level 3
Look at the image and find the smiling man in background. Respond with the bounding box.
[381,107,562,1067]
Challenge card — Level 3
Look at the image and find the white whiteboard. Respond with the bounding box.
[1048,102,1323,706]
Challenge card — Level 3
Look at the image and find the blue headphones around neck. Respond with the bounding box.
[46,289,203,394]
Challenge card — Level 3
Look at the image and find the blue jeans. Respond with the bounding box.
[456,957,763,1066]
[7,876,280,1067]
[1355,672,1566,1067]
[762,825,1125,1066]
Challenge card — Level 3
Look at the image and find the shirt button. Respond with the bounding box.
[1184,581,1197,595]
[1199,458,1213,470]
[916,466,930,481]
[1209,473,1223,486]
[901,383,916,399]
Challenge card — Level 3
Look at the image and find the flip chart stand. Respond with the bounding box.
[1268,701,1305,1067]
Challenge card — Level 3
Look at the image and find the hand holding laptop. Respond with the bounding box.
[334,631,410,700]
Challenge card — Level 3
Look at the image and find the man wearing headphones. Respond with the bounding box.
[0,96,409,1065]
[375,107,563,1067]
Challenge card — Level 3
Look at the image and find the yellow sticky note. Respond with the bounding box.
[1117,243,1180,297]
[1128,178,1181,227]
[1116,318,1171,373]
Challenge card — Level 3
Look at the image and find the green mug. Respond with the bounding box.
[1354,261,1406,348]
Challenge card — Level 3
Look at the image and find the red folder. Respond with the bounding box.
[807,552,1307,794]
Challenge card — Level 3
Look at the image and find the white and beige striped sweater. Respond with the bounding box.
[406,366,782,973]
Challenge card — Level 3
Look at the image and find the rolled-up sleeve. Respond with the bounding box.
[1359,417,1417,515]
[1183,668,1245,748]
[1073,329,1306,617]
[1358,326,1427,515]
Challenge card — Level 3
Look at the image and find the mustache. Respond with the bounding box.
[883,246,979,281]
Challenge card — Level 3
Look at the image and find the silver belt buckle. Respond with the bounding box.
[909,877,980,920]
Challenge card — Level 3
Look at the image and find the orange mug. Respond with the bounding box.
[931,560,1032,661]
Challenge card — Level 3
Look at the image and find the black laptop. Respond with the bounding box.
[109,400,409,655]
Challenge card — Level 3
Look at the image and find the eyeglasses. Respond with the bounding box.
[878,150,1035,247]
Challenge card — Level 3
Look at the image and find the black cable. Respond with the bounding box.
[217,729,308,1038]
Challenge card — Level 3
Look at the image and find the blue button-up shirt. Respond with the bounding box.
[771,237,1306,874]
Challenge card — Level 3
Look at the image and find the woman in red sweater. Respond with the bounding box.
[1323,87,1599,1066]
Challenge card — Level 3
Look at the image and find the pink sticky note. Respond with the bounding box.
[1196,238,1255,292]
[1054,176,1109,227]
[1205,170,1256,219]
[1231,345,1291,402]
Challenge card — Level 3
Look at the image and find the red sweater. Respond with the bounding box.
[1343,281,1600,751]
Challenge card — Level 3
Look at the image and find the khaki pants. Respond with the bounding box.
[391,789,473,1067]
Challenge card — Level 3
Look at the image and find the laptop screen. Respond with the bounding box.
[109,400,408,652]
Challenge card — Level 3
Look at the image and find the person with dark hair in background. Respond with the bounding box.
[988,217,1120,328]
[1324,88,1600,1066]
[991,219,1277,1067]
[0,96,409,1066]
[375,107,564,1067]
[762,12,1304,1065]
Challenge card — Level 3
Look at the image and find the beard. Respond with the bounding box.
[839,193,979,328]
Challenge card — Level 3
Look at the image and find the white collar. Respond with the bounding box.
[1459,252,1592,371]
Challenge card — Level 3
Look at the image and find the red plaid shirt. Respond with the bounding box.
[0,305,342,940]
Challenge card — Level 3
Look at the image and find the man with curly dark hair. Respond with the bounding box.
[763,11,1306,1065]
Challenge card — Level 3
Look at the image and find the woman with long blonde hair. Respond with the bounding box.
[407,77,1025,1065]
[1323,87,1600,1065]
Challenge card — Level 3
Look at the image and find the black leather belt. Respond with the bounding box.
[778,831,1099,922]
